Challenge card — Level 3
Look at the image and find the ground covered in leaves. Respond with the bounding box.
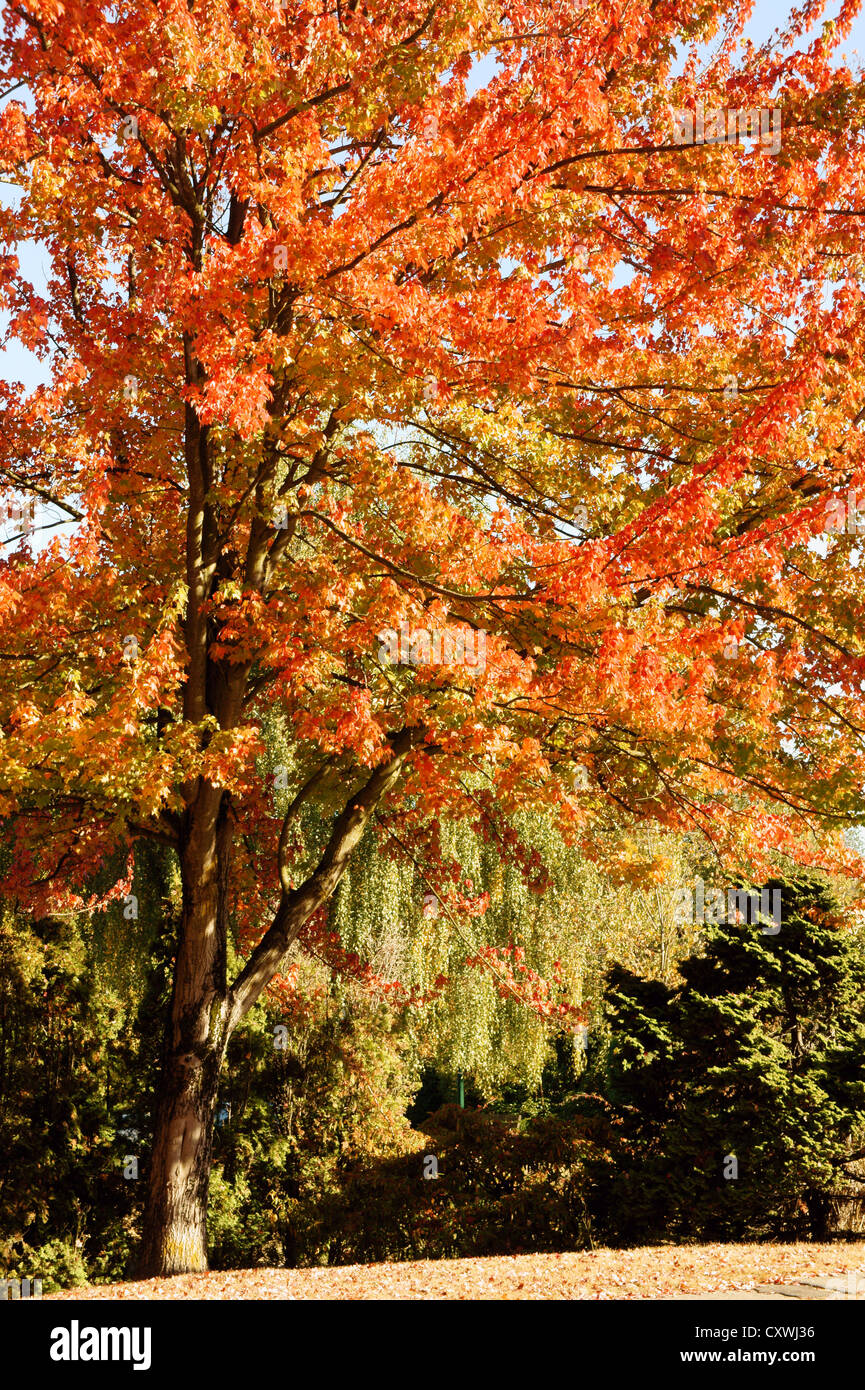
[49,1242,865,1300]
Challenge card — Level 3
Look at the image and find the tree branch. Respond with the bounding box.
[225,726,425,1030]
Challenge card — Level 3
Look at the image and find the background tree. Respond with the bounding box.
[0,839,175,1287]
[595,873,865,1244]
[1,0,865,1275]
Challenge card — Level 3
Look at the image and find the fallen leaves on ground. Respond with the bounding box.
[47,1241,865,1301]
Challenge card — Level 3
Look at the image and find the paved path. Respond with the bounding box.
[674,1276,864,1300]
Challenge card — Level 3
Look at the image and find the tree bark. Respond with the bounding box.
[137,1030,223,1276]
[806,1187,831,1242]
[137,731,421,1276]
[138,786,230,1277]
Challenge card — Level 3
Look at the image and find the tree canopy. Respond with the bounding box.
[1,0,865,1273]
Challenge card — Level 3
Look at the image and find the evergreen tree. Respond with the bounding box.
[596,873,865,1243]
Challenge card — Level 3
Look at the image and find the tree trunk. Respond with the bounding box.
[138,788,230,1277]
[137,1034,223,1276]
[137,732,418,1276]
[806,1188,831,1242]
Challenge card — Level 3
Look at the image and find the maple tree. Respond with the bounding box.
[2,0,865,1276]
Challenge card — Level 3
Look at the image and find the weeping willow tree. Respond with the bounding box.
[259,713,860,1096]
[326,815,717,1092]
[252,718,711,1091]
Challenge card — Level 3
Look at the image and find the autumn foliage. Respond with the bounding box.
[1,0,865,1273]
